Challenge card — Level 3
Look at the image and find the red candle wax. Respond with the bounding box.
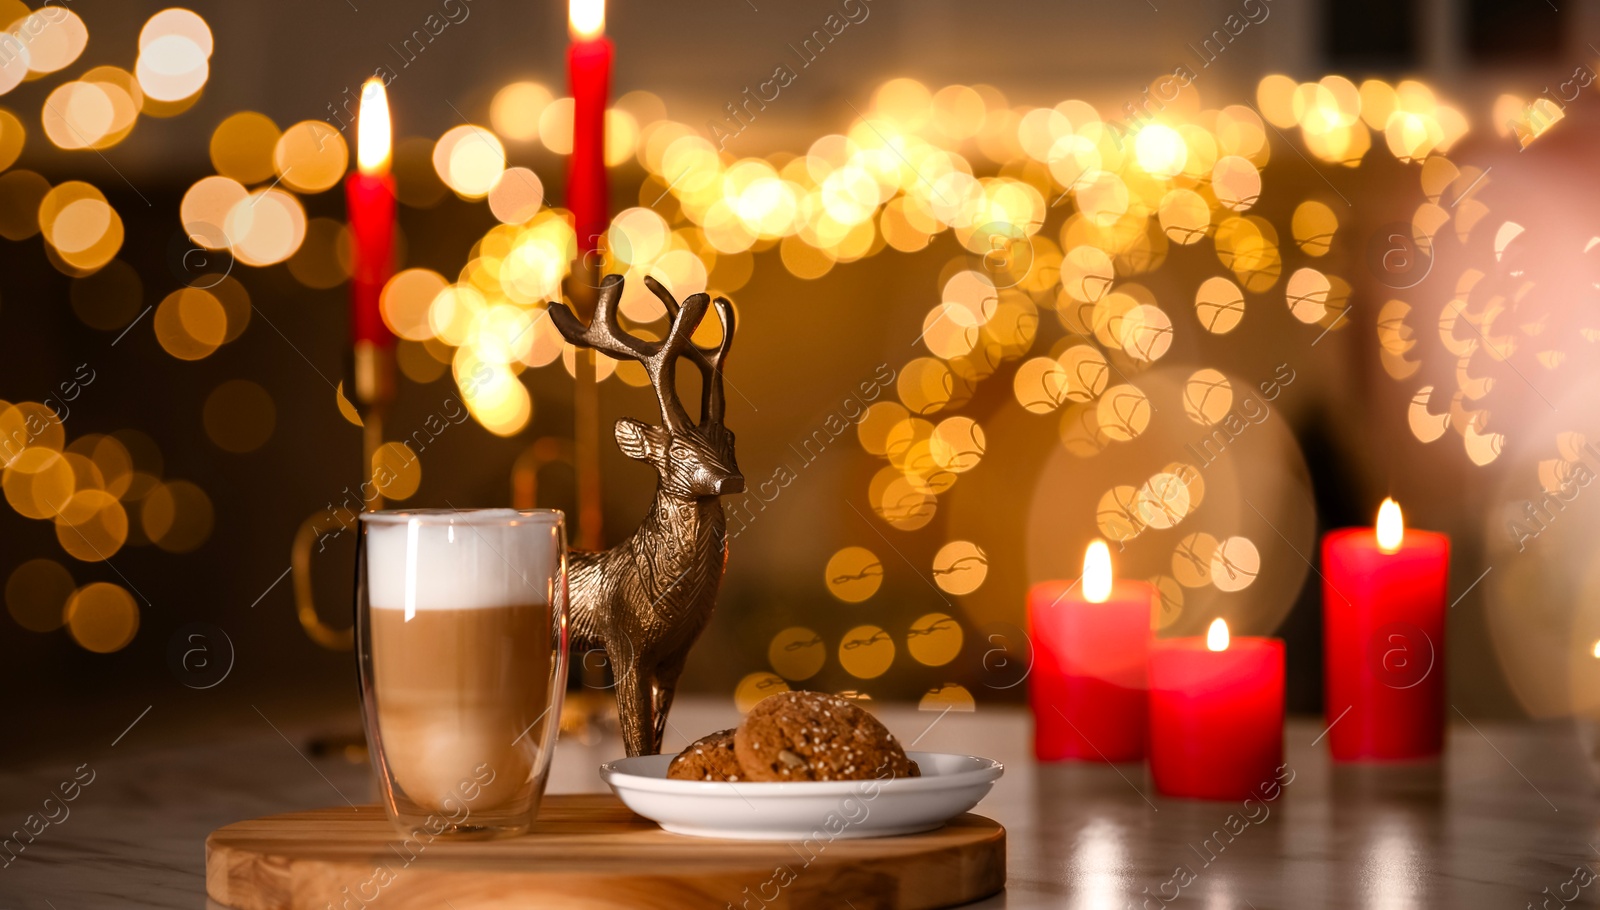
[1028,576,1152,762]
[1322,501,1450,761]
[346,173,395,346]
[347,78,395,347]
[1149,626,1284,800]
[566,13,611,256]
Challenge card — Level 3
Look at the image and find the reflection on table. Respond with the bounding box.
[0,699,1592,909]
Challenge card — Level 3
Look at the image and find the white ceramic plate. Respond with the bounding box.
[599,751,1003,840]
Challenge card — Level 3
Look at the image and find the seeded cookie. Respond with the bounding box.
[733,691,917,781]
[666,728,744,781]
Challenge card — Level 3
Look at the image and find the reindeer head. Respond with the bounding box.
[550,274,743,501]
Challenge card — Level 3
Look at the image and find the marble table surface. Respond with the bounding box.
[2,696,1596,909]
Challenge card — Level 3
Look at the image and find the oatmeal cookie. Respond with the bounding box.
[666,728,743,781]
[733,691,916,781]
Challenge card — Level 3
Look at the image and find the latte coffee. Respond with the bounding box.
[370,602,551,814]
[359,510,567,835]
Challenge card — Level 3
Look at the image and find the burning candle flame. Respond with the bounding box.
[1206,618,1230,652]
[1376,497,1404,553]
[1083,540,1112,604]
[356,78,390,176]
[569,0,605,39]
[1592,639,1600,659]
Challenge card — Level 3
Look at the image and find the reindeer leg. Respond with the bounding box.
[649,655,688,754]
[650,683,674,755]
[614,663,656,757]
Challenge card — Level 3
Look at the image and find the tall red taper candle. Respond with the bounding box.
[567,0,611,256]
[565,0,612,552]
[1323,498,1450,761]
[1028,540,1152,762]
[346,77,395,349]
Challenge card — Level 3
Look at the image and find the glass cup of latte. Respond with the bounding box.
[356,509,568,837]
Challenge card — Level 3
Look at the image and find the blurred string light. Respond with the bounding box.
[0,412,213,651]
[1365,77,1600,479]
[158,72,1462,456]
[0,6,218,284]
[0,2,1477,676]
[0,7,221,654]
[789,73,1468,700]
[1375,161,1555,470]
[135,8,212,106]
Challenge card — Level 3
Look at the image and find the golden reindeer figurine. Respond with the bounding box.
[549,274,743,756]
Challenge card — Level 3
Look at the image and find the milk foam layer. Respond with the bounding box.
[365,511,561,611]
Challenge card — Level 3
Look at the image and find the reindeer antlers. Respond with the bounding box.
[548,274,734,432]
[643,276,735,428]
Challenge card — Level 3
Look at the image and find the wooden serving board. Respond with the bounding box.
[206,794,1005,910]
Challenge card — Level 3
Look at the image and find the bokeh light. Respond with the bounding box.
[734,671,789,713]
[488,167,544,224]
[226,187,307,266]
[932,540,988,595]
[907,613,963,667]
[6,558,73,632]
[136,9,213,103]
[274,121,347,193]
[39,181,123,272]
[64,582,139,653]
[768,626,826,681]
[0,108,22,169]
[210,112,279,184]
[55,489,130,562]
[433,124,506,199]
[371,441,421,500]
[838,624,895,679]
[141,479,213,553]
[825,546,883,602]
[491,81,552,142]
[153,288,227,360]
[19,7,88,75]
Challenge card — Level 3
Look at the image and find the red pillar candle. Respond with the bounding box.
[1322,498,1450,761]
[566,0,611,256]
[1149,619,1285,800]
[1027,541,1152,762]
[346,77,395,348]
